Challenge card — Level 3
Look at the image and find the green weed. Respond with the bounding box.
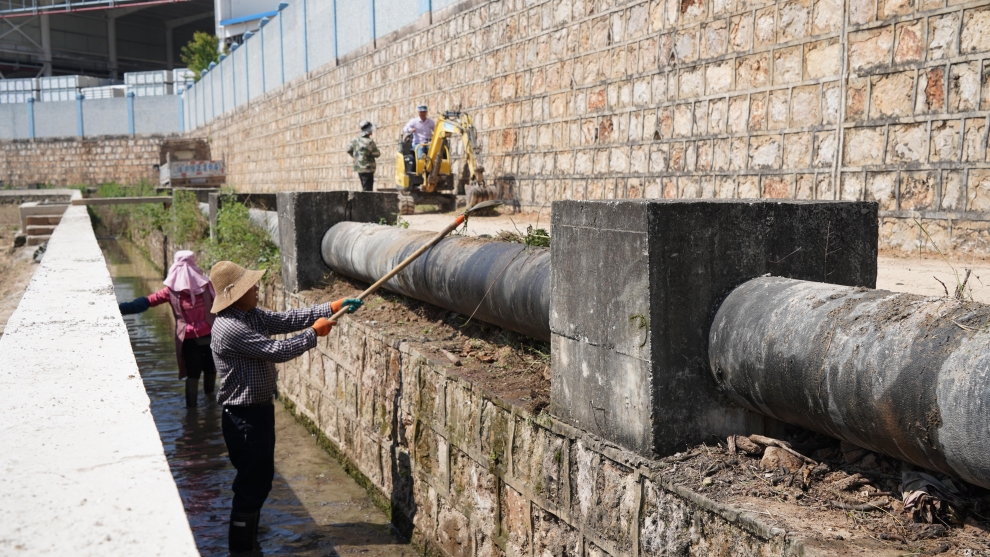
[915,218,972,301]
[90,182,279,283]
[201,195,281,284]
[523,226,550,247]
[92,180,205,245]
[492,225,550,247]
[381,214,411,228]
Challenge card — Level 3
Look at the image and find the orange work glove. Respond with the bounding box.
[311,317,335,337]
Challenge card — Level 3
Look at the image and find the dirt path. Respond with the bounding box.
[0,205,38,337]
[403,207,549,237]
[877,251,990,303]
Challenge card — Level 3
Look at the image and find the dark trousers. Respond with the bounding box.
[181,337,216,383]
[358,172,374,192]
[222,404,275,514]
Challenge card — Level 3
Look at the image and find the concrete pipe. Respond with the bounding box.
[709,276,990,488]
[322,222,551,342]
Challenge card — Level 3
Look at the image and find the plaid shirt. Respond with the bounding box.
[211,303,331,406]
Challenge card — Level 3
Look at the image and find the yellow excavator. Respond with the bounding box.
[394,110,495,214]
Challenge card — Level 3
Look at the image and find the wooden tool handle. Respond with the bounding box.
[328,214,466,322]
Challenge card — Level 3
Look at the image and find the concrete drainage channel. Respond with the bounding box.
[0,191,199,555]
[102,238,409,556]
[0,190,412,556]
[6,190,990,554]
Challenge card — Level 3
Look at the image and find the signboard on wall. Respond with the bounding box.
[160,160,226,186]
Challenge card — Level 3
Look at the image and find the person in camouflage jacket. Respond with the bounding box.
[347,121,381,192]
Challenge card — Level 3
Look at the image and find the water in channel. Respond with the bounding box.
[101,238,409,557]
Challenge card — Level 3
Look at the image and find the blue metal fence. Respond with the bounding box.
[1,0,461,138]
[182,0,460,131]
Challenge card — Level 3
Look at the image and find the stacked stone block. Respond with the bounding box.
[0,136,167,187]
[186,0,990,253]
[268,285,802,557]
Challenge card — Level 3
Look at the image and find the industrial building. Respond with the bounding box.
[0,0,214,79]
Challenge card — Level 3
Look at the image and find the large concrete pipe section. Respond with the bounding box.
[322,222,551,342]
[709,276,990,488]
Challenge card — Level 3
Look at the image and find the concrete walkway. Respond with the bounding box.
[0,193,197,556]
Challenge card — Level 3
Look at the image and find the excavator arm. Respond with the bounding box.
[422,112,484,191]
[459,114,485,188]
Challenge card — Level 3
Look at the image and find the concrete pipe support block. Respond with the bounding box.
[549,199,878,458]
[277,191,400,292]
[348,191,400,225]
[278,191,350,292]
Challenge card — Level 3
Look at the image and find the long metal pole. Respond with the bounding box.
[126,91,135,135]
[230,44,238,105]
[218,56,225,113]
[277,2,287,84]
[209,68,215,119]
[369,0,375,45]
[177,91,184,133]
[331,0,337,60]
[259,19,267,94]
[75,93,83,136]
[26,97,35,138]
[243,31,253,101]
[325,201,505,323]
[301,0,308,73]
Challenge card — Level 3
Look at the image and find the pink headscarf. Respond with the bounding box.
[164,250,211,295]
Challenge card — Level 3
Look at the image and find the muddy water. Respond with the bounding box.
[101,239,410,557]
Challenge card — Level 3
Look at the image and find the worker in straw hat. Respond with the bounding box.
[208,260,362,553]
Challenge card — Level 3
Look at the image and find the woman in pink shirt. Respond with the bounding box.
[119,250,217,407]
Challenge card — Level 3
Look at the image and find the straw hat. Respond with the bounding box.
[210,261,266,313]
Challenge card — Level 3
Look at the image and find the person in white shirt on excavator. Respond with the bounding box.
[403,104,435,160]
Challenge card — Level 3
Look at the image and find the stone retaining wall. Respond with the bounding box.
[195,0,990,253]
[267,285,807,556]
[0,135,170,187]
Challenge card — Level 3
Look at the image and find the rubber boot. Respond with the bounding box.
[229,511,260,553]
[203,370,216,396]
[185,377,198,408]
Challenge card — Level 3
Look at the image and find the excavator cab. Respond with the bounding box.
[393,110,495,214]
[395,134,453,191]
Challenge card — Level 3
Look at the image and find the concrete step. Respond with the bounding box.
[26,225,57,235]
[25,215,62,226]
[19,203,69,231]
[26,235,51,246]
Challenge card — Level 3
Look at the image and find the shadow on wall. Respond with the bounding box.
[495,175,519,212]
[389,423,416,539]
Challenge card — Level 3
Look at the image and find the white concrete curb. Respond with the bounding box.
[0,193,198,556]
